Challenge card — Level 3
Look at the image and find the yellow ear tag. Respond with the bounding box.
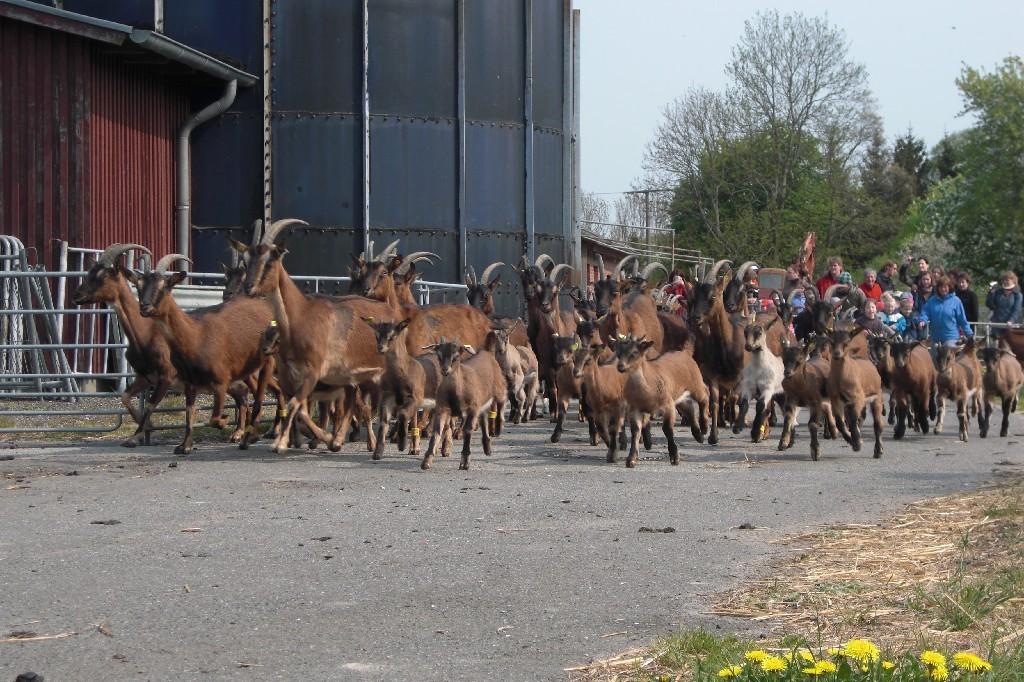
[463,344,475,353]
[617,334,626,340]
[367,316,375,323]
[571,342,579,351]
[280,407,288,417]
[488,410,498,419]
[269,319,278,327]
[409,427,420,436]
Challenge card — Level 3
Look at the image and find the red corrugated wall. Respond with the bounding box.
[0,17,186,269]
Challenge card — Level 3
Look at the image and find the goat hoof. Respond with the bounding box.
[458,463,469,471]
[810,450,819,462]
[550,433,560,443]
[707,435,718,446]
[420,460,432,470]
[874,448,883,459]
[120,438,139,449]
[174,445,191,455]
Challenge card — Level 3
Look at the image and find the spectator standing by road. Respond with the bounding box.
[913,272,934,314]
[859,268,883,302]
[815,257,843,298]
[664,273,688,317]
[953,271,979,323]
[918,276,973,347]
[877,261,898,293]
[899,255,930,290]
[986,271,1022,337]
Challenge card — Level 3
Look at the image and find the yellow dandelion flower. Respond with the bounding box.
[761,656,787,672]
[920,650,947,668]
[840,639,880,662]
[952,652,992,672]
[882,661,896,670]
[814,661,837,673]
[718,665,743,678]
[745,650,771,662]
[827,647,841,657]
[785,649,814,663]
[802,666,825,676]
[931,665,949,681]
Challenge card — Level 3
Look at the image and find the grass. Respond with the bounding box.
[569,476,1024,681]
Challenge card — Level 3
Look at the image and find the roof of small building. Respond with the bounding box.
[0,0,258,86]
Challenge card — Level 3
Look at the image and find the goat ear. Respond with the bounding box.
[395,318,410,333]
[228,239,249,255]
[591,343,605,355]
[271,244,288,259]
[639,339,656,352]
[765,315,780,331]
[849,325,865,338]
[360,316,376,327]
[167,271,188,288]
[421,343,438,352]
[124,269,141,286]
[488,275,501,290]
[220,262,230,274]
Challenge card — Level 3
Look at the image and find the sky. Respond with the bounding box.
[577,0,1023,195]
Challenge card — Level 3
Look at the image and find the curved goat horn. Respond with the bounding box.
[823,284,849,302]
[549,263,574,284]
[597,254,605,277]
[535,253,555,271]
[467,265,478,286]
[614,254,638,279]
[249,218,264,248]
[154,253,193,273]
[376,239,401,263]
[704,259,732,284]
[480,261,505,284]
[97,243,151,268]
[261,218,308,245]
[640,262,668,282]
[735,260,759,283]
[394,251,439,275]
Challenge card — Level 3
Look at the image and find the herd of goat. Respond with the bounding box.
[71,218,1024,469]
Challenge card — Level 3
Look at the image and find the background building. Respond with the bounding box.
[2,0,580,316]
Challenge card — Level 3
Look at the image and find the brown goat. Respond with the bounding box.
[550,333,596,444]
[613,335,709,468]
[362,317,444,458]
[826,328,885,457]
[490,324,538,424]
[241,220,398,453]
[888,338,938,439]
[933,340,984,441]
[687,260,750,445]
[978,344,1024,438]
[573,343,630,462]
[129,254,279,454]
[777,336,838,460]
[421,337,507,470]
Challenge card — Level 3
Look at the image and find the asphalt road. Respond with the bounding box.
[2,410,1021,681]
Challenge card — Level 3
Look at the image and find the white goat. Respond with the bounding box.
[735,316,786,442]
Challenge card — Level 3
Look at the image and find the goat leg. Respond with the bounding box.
[690,399,706,444]
[933,395,946,435]
[492,401,504,438]
[625,413,642,468]
[175,385,199,455]
[707,384,720,445]
[373,401,391,460]
[641,418,653,451]
[663,405,679,465]
[206,386,229,430]
[120,376,148,425]
[777,401,796,451]
[846,402,863,452]
[588,414,598,446]
[733,396,749,435]
[459,411,477,470]
[1000,397,1014,438]
[481,409,493,457]
[551,398,569,443]
[422,409,450,469]
[123,379,169,448]
[893,401,908,440]
[808,407,821,461]
[872,396,884,458]
[750,397,767,443]
[957,398,969,442]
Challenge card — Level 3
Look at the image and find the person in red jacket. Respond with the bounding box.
[815,256,843,298]
[859,268,883,302]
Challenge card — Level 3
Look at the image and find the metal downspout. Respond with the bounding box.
[361,0,371,257]
[524,0,535,264]
[175,79,237,270]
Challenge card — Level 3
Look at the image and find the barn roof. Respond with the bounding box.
[0,0,257,86]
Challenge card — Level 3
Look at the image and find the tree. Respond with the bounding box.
[645,11,881,269]
[926,57,1024,278]
[579,191,610,227]
[893,129,931,196]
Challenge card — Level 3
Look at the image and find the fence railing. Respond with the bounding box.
[0,237,468,435]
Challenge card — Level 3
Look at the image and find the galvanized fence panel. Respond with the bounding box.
[0,237,468,435]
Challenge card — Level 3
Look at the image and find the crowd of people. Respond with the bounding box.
[660,254,1023,343]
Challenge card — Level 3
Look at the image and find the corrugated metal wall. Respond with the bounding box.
[0,16,186,268]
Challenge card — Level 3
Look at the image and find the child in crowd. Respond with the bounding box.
[899,291,924,340]
[855,299,891,336]
[880,292,906,336]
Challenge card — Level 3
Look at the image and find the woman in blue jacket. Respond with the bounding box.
[917,276,973,347]
[986,271,1022,338]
